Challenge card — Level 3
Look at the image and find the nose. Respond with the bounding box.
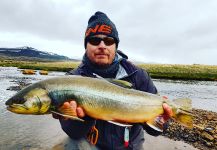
[98,40,106,48]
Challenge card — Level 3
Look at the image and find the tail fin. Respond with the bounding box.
[173,98,193,128]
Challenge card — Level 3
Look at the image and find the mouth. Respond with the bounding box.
[6,104,28,112]
[95,53,108,58]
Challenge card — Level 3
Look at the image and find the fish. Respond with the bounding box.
[5,75,193,131]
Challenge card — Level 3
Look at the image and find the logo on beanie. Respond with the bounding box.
[85,24,112,37]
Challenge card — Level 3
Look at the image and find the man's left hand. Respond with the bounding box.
[155,103,173,127]
[162,103,173,122]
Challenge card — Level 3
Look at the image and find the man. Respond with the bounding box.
[54,11,172,150]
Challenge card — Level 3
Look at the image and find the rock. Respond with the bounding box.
[22,69,36,75]
[39,70,48,75]
[204,127,215,134]
[162,108,217,150]
[6,86,21,91]
[7,78,32,91]
[201,131,214,141]
[204,141,214,147]
[206,114,214,120]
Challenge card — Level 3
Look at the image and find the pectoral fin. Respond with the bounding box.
[51,111,84,122]
[146,118,163,132]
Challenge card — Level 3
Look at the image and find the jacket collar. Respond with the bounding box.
[78,58,138,79]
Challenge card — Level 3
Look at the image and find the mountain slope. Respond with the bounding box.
[0,46,72,61]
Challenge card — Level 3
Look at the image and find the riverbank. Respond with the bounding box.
[163,109,217,150]
[1,60,217,81]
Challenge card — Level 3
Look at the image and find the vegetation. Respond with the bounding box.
[0,60,80,72]
[0,59,217,81]
[139,63,217,81]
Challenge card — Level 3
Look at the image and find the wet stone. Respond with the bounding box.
[206,114,214,120]
[7,78,32,91]
[162,108,217,150]
[201,132,214,141]
[204,141,214,147]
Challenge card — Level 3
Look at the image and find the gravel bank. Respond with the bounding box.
[163,109,217,150]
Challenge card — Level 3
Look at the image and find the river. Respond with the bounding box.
[0,67,216,149]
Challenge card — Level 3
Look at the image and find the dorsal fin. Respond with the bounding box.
[93,73,132,88]
[107,79,133,88]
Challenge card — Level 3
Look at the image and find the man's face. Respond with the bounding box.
[86,34,116,66]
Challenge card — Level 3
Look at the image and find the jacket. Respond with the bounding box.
[59,57,161,150]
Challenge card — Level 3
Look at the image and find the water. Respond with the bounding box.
[0,67,68,149]
[0,67,216,149]
[153,79,217,112]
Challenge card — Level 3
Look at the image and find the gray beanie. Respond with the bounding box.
[84,11,119,48]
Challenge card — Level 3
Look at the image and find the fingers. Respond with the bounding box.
[163,103,173,117]
[68,101,85,117]
[62,101,77,116]
[162,103,173,121]
[162,95,172,120]
[52,100,85,120]
[77,107,85,117]
[69,101,77,115]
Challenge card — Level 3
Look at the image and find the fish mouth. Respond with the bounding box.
[6,104,29,113]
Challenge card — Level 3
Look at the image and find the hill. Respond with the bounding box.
[0,46,76,61]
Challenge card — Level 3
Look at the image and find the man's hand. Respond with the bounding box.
[162,103,173,122]
[154,103,173,128]
[52,100,85,120]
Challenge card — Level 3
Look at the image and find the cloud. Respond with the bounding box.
[0,0,217,65]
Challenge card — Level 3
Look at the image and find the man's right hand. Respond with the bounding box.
[52,100,85,120]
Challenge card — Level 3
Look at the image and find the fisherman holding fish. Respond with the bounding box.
[5,11,192,150]
[54,11,173,149]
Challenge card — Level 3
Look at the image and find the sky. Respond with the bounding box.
[0,0,217,65]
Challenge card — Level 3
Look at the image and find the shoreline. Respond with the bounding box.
[1,62,217,81]
[163,109,217,150]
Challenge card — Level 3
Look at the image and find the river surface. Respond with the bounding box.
[0,67,216,149]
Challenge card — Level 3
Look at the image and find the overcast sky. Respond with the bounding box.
[0,0,217,65]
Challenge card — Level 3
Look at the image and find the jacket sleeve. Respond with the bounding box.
[135,68,169,136]
[59,116,96,140]
[135,68,157,94]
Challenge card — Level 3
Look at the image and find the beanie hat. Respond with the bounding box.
[84,11,119,48]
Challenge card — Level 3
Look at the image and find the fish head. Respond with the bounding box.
[5,86,51,114]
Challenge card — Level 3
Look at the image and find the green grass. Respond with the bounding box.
[1,60,217,81]
[0,60,80,72]
[138,64,217,81]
